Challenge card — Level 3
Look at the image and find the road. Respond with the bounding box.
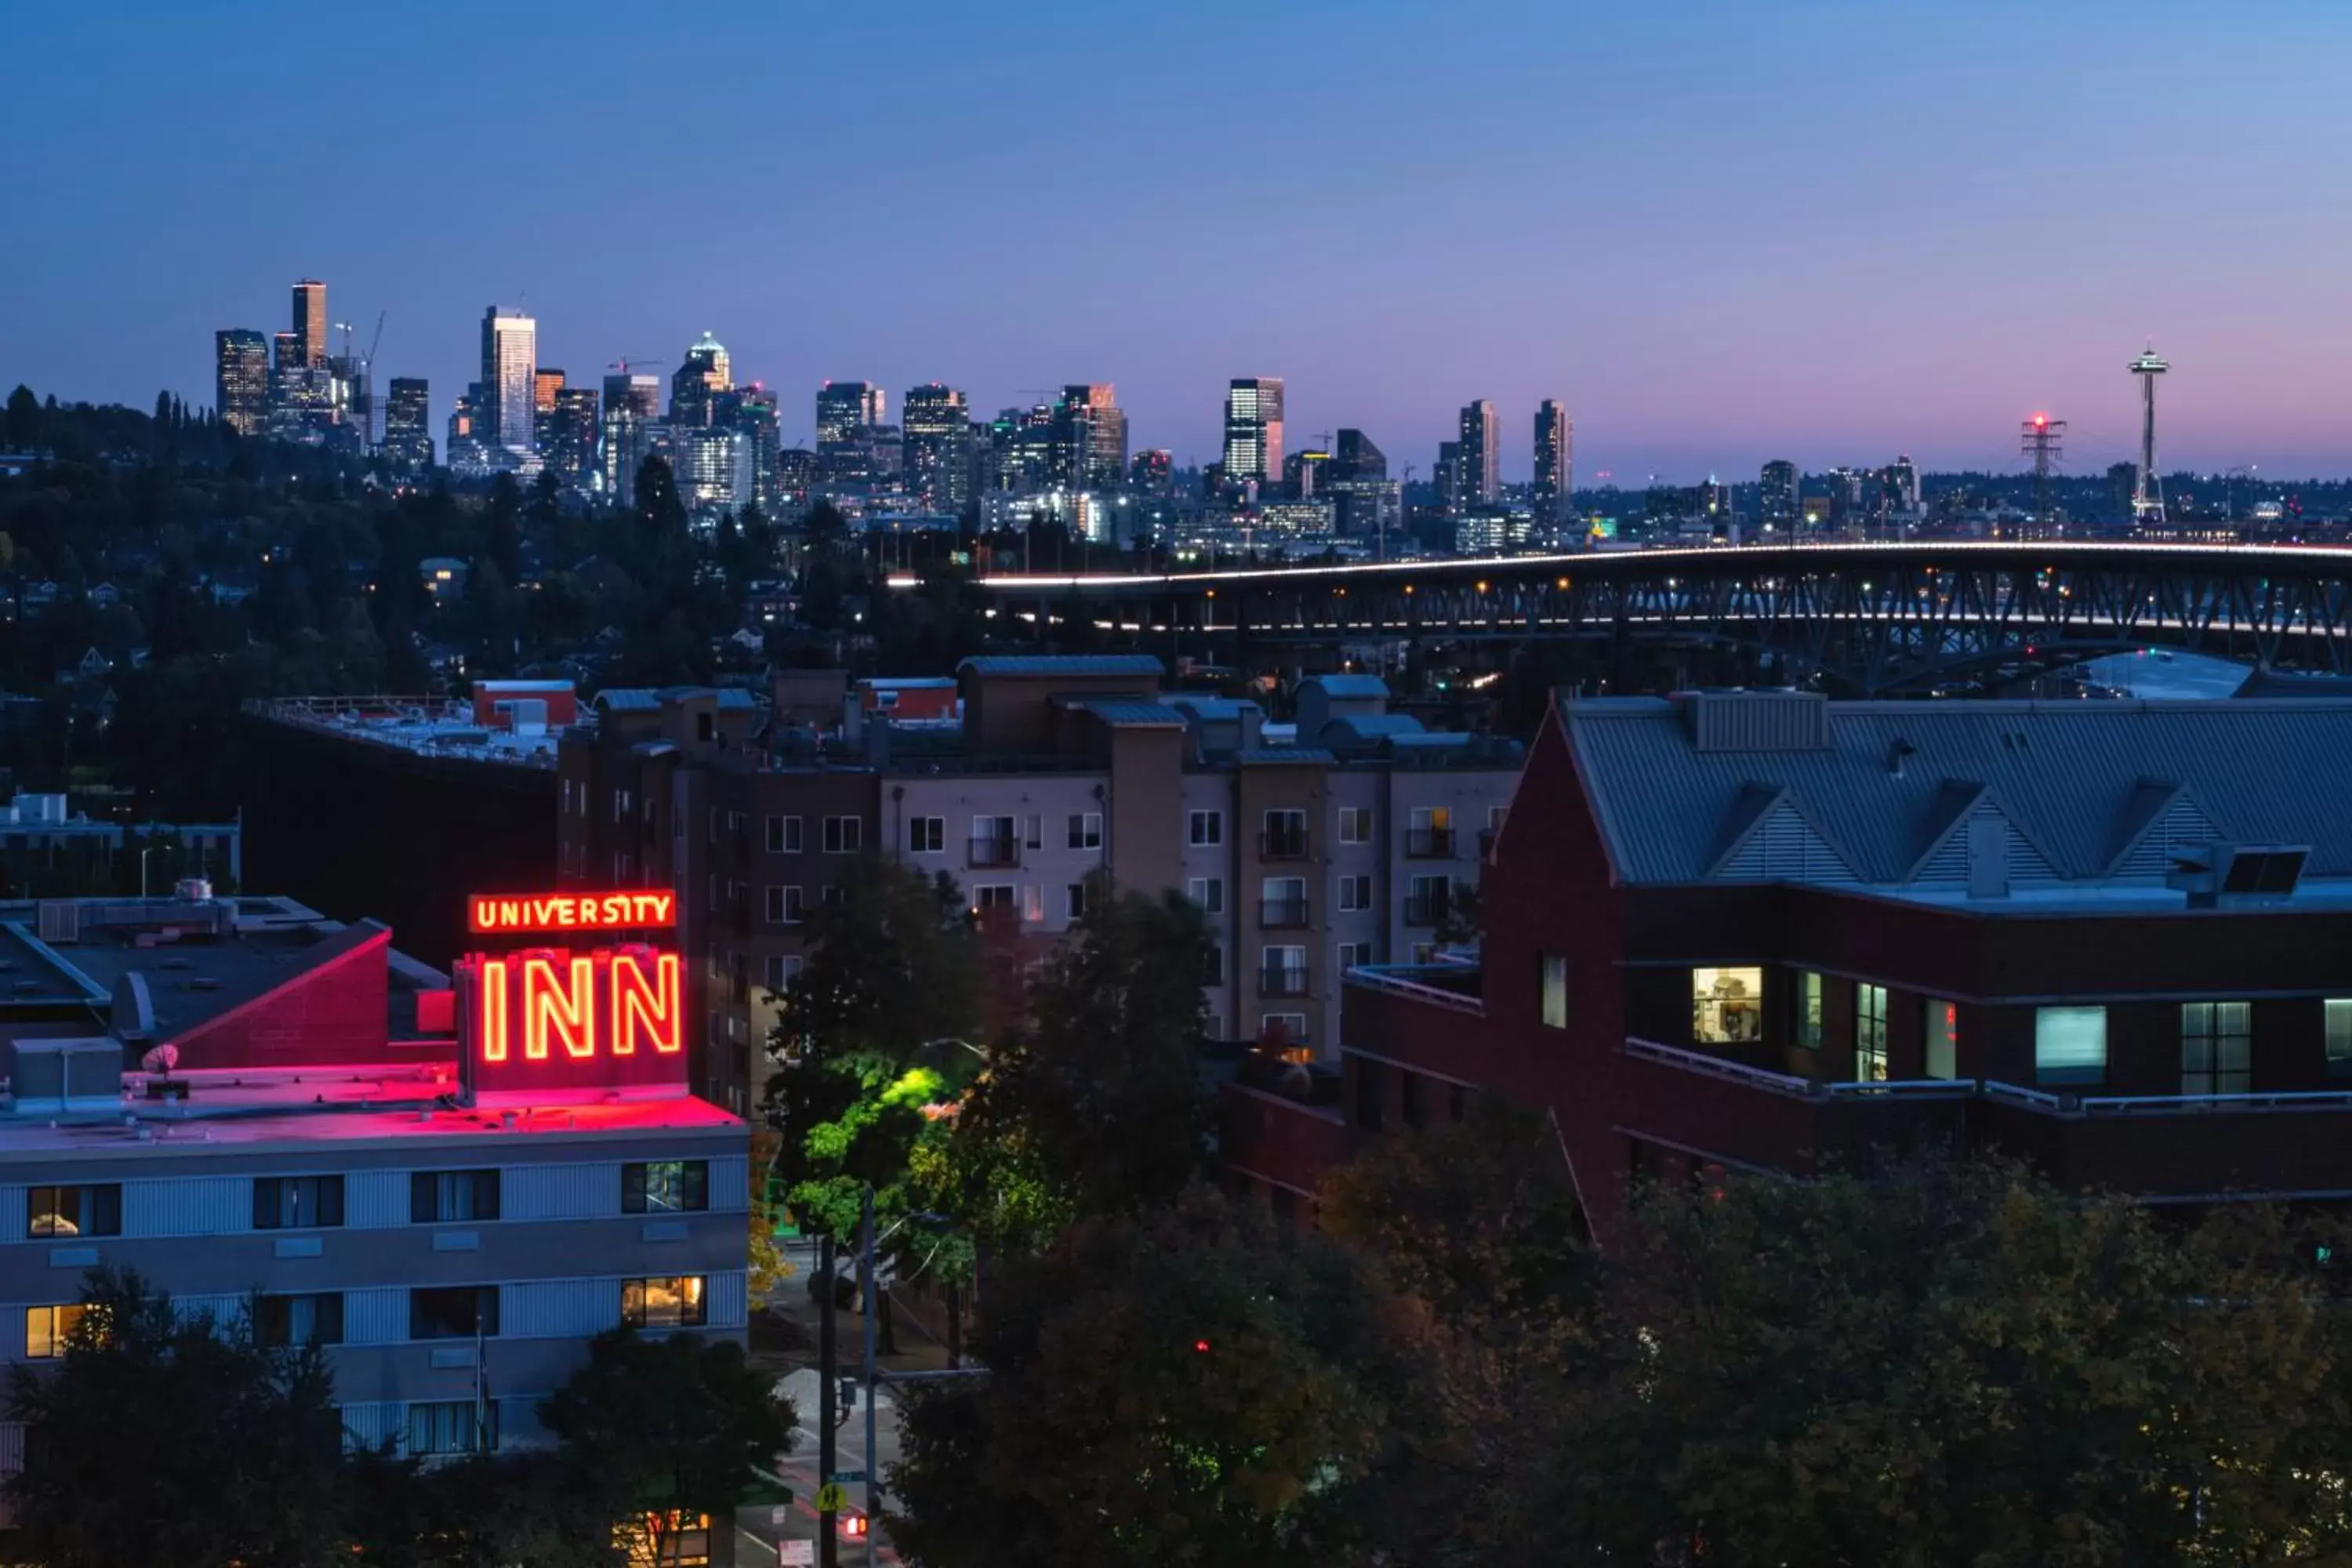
[733,1365,907,1566]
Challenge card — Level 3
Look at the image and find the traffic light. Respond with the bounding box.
[840,1509,870,1540]
[1192,1338,1211,1354]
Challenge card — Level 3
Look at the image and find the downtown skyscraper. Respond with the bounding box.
[478,306,537,459]
[1455,399,1498,512]
[291,278,328,368]
[902,383,972,514]
[1054,384,1128,491]
[670,332,731,426]
[213,329,269,436]
[382,378,433,469]
[1222,377,1284,484]
[1534,400,1572,524]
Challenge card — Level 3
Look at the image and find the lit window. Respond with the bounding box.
[1691,967,1764,1044]
[27,1185,121,1239]
[622,1276,709,1330]
[2327,1000,2352,1076]
[2034,1006,2107,1085]
[1541,953,1568,1030]
[623,1161,711,1214]
[25,1304,88,1359]
[1795,971,1824,1051]
[1855,983,1888,1081]
[1926,1000,1958,1080]
[2180,1000,2252,1096]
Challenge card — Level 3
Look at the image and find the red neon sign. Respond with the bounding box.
[467,891,676,935]
[474,949,681,1064]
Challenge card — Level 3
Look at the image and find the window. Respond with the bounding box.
[1261,1012,1308,1048]
[971,815,1018,866]
[27,1185,120,1239]
[766,885,804,925]
[623,1160,711,1214]
[765,815,801,854]
[1488,804,1508,832]
[409,1286,499,1341]
[822,816,862,854]
[820,885,847,909]
[1404,873,1450,927]
[1068,812,1102,850]
[1022,884,1044,923]
[2181,1000,2252,1096]
[1926,1000,1958,1080]
[411,1170,500,1224]
[1065,883,1088,920]
[1401,1070,1427,1129]
[1261,945,1308,996]
[1025,815,1044,849]
[1855,983,1888,1082]
[1262,808,1308,858]
[408,1399,496,1457]
[1260,875,1308,927]
[253,1175,344,1230]
[2035,1006,2107,1085]
[622,1276,710,1330]
[24,1305,87,1359]
[1338,940,1374,972]
[1354,1055,1385,1131]
[1337,873,1372,913]
[1189,810,1222,847]
[764,954,804,994]
[1200,946,1225,985]
[1187,877,1224,914]
[1796,971,1824,1051]
[1338,806,1372,844]
[907,816,944,854]
[2327,999,2352,1076]
[1204,1013,1225,1043]
[256,1293,344,1348]
[1406,805,1454,857]
[1691,967,1764,1044]
[972,884,1014,911]
[1541,953,1568,1030]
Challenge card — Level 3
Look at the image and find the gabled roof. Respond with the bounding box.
[1300,673,1390,699]
[1559,695,2352,885]
[1704,784,1860,880]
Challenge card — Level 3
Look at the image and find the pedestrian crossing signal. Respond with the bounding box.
[840,1509,869,1540]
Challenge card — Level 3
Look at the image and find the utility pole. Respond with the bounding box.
[861,1188,880,1564]
[818,1231,839,1568]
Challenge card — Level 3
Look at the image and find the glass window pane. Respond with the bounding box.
[1692,967,1764,1044]
[2035,1006,2107,1084]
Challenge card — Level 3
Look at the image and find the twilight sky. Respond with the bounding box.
[4,2,2349,481]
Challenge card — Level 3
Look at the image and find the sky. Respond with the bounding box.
[4,2,2350,482]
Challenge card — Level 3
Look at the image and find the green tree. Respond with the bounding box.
[539,1327,796,1568]
[5,1268,348,1568]
[890,1187,1399,1568]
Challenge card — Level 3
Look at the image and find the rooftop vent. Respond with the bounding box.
[2165,844,2310,909]
[1682,690,1831,753]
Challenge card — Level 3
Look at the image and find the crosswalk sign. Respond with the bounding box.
[814,1482,848,1514]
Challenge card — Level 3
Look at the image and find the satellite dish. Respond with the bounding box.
[140,1044,179,1076]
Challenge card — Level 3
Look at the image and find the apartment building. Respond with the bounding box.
[0,888,748,1497]
[1228,689,2352,1240]
[557,660,1521,1111]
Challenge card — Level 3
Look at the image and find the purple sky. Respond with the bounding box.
[5,2,2350,481]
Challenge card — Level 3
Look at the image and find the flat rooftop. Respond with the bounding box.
[247,698,559,768]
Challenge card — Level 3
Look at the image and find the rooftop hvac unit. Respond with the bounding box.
[35,902,80,945]
[2165,844,2310,909]
[173,877,212,903]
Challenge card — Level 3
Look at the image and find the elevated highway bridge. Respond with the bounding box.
[949,540,2352,695]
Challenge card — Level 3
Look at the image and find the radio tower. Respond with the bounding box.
[2128,344,2169,527]
[2020,412,2066,532]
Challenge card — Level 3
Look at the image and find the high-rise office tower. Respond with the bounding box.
[383,378,433,469]
[1128,448,1174,497]
[1760,459,1799,530]
[1533,401,1571,523]
[269,332,310,440]
[724,384,781,514]
[1283,448,1332,497]
[1325,430,1399,541]
[1433,441,1460,515]
[546,385,600,486]
[902,384,972,514]
[1223,377,1284,483]
[1051,384,1127,491]
[671,332,731,427]
[479,307,537,458]
[815,381,884,479]
[214,329,269,437]
[532,368,566,453]
[291,279,328,368]
[1456,400,1499,511]
[601,372,662,503]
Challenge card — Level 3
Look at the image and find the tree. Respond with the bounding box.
[943,884,1215,1244]
[6,1268,348,1568]
[890,1187,1399,1568]
[539,1327,796,1567]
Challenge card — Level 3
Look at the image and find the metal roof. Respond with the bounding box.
[956,655,1165,679]
[1562,695,2352,885]
[594,689,661,712]
[1079,700,1188,728]
[1300,673,1390,699]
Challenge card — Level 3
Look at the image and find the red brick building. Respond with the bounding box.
[1229,691,2352,1239]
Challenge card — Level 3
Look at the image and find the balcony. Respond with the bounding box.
[1402,893,1450,927]
[1259,827,1311,862]
[1613,1036,1973,1174]
[1258,965,1312,999]
[967,835,1021,869]
[1258,897,1311,930]
[1403,828,1455,858]
[1973,1082,2352,1200]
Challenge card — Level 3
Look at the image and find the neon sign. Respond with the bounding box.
[467,891,676,935]
[456,945,686,1102]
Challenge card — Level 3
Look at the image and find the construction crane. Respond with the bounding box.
[607,355,666,376]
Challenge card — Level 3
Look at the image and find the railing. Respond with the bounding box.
[1342,964,1485,1017]
[1403,828,1456,858]
[1258,898,1311,929]
[1624,1038,1976,1102]
[967,836,1021,869]
[1258,966,1311,999]
[1981,1080,2352,1119]
[1259,828,1311,861]
[1825,1078,1976,1101]
[1402,895,1450,927]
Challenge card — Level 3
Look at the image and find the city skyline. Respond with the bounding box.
[8,5,2352,477]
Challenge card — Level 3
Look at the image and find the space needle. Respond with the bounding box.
[2129,344,2169,526]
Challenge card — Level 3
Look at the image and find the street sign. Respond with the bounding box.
[829,1470,866,1484]
[814,1483,848,1514]
[768,1506,790,1527]
[779,1542,814,1566]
